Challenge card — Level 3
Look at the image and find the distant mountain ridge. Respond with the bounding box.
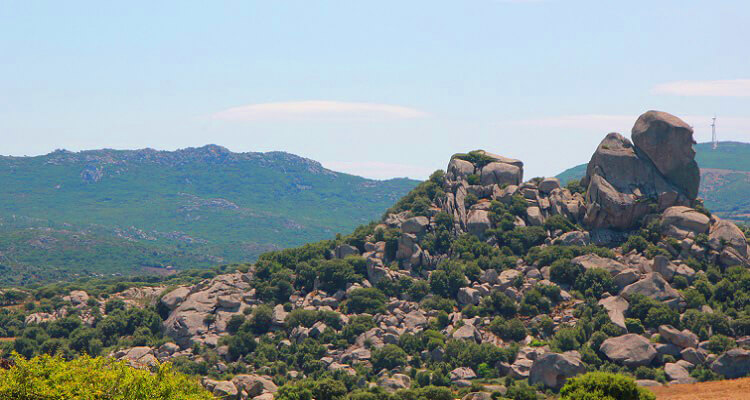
[0,145,419,284]
[556,141,750,222]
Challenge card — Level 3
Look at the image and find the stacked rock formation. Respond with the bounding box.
[582,111,698,230]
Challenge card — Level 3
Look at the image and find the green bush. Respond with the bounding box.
[371,344,408,371]
[0,353,212,399]
[429,261,467,298]
[560,372,655,400]
[544,214,577,233]
[574,268,616,299]
[549,258,584,286]
[343,288,387,314]
[489,317,527,341]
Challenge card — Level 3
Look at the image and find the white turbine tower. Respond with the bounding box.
[712,116,718,150]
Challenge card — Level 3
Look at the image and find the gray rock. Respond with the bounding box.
[681,347,707,365]
[710,348,750,379]
[621,273,682,306]
[572,254,628,276]
[447,158,475,182]
[526,207,544,226]
[660,206,710,239]
[598,295,628,331]
[631,110,700,200]
[555,231,591,246]
[461,393,493,400]
[538,178,561,194]
[659,325,698,349]
[664,362,696,384]
[161,287,190,310]
[613,269,640,290]
[582,130,691,230]
[164,273,253,347]
[654,343,682,357]
[378,374,411,392]
[529,352,586,390]
[480,162,523,187]
[599,334,657,367]
[452,324,482,343]
[458,287,482,306]
[709,219,749,258]
[335,244,360,259]
[450,367,477,381]
[467,209,492,237]
[402,216,430,235]
[212,381,238,399]
[231,375,277,398]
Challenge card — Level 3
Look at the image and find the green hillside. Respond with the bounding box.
[0,146,419,284]
[556,141,750,222]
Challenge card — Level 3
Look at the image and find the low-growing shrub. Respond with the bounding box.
[560,371,655,400]
[0,353,212,399]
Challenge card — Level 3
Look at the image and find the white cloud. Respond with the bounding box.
[652,79,750,97]
[322,161,433,180]
[212,100,428,122]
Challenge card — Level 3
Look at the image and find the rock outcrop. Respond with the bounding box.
[163,272,254,347]
[631,110,700,200]
[599,334,657,367]
[711,348,750,379]
[582,111,698,231]
[529,352,586,389]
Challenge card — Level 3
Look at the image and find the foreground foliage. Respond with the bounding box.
[560,372,655,400]
[0,353,212,400]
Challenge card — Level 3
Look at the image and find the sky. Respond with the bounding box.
[1,1,749,180]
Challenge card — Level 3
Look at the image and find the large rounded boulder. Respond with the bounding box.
[632,110,700,200]
[599,334,657,367]
[529,352,586,389]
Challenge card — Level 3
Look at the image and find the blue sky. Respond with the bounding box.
[1,1,749,179]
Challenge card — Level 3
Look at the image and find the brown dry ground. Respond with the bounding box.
[649,378,750,399]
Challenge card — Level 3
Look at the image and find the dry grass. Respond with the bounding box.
[649,377,750,399]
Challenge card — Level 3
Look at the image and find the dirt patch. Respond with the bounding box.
[649,378,750,399]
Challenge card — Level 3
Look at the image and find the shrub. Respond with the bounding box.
[544,214,577,233]
[480,290,518,318]
[625,318,645,334]
[0,353,212,399]
[489,317,527,342]
[644,306,679,329]
[551,327,582,352]
[550,258,584,286]
[505,381,539,400]
[429,261,467,298]
[622,235,649,254]
[371,344,408,371]
[705,334,736,354]
[344,288,387,314]
[574,268,616,299]
[560,372,655,400]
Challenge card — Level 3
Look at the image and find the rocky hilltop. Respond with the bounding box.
[0,145,418,284]
[9,111,750,399]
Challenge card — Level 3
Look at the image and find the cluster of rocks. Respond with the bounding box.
[163,272,257,347]
[582,111,698,230]
[442,151,585,238]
